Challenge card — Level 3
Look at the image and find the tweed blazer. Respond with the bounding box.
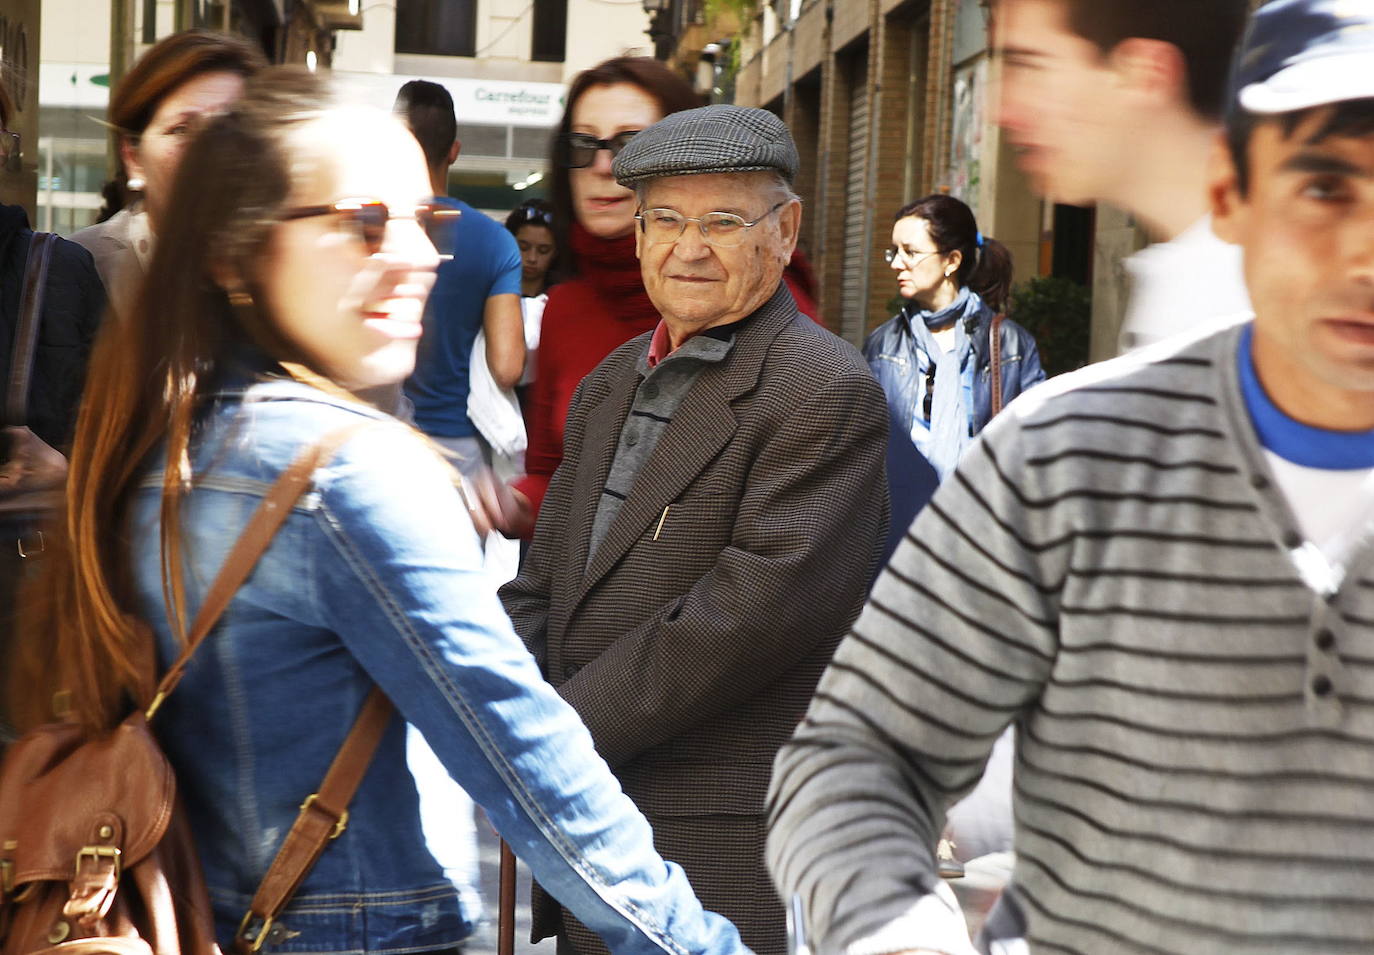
[501,282,889,948]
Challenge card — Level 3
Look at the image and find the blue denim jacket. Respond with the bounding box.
[863,289,1045,480]
[128,368,748,955]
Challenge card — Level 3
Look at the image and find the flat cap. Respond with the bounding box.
[612,104,800,186]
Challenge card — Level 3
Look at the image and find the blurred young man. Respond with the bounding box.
[994,0,1251,351]
[769,3,1374,953]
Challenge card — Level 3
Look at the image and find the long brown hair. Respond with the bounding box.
[100,29,266,218]
[8,68,341,734]
[547,57,699,279]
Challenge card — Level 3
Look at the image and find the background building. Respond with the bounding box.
[25,0,655,234]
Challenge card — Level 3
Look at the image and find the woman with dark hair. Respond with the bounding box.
[865,194,1044,486]
[6,68,745,955]
[70,29,265,317]
[504,198,556,396]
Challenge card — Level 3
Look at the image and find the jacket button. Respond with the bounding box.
[563,664,579,679]
[48,921,70,944]
[625,431,639,447]
[1316,630,1336,652]
[1312,675,1334,697]
[1250,474,1269,490]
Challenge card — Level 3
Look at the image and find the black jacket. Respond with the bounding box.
[0,204,106,450]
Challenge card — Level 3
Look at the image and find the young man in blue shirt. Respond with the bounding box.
[396,80,524,476]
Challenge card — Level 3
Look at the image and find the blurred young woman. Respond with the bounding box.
[8,69,744,955]
[504,198,556,396]
[865,194,1044,484]
[71,29,264,317]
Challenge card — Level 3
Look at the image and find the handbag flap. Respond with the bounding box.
[0,712,176,888]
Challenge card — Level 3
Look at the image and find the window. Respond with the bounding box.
[395,0,477,57]
[531,0,567,62]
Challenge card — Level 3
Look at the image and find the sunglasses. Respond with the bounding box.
[282,198,461,256]
[562,131,641,169]
[515,205,554,227]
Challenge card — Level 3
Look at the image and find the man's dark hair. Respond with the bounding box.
[1053,0,1250,121]
[1227,98,1374,196]
[394,79,457,171]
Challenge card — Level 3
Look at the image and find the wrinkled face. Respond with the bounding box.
[1213,110,1374,416]
[126,70,246,230]
[515,224,556,282]
[994,0,1125,204]
[635,171,799,332]
[569,83,662,239]
[262,111,440,390]
[890,216,959,308]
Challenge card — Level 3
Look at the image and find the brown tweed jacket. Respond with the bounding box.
[500,283,889,953]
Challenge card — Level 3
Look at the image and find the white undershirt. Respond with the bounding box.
[1265,452,1374,592]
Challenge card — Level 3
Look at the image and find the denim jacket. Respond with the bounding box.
[863,289,1044,480]
[128,367,747,955]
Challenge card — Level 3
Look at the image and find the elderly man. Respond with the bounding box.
[500,105,889,955]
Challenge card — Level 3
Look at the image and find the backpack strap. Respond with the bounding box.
[989,313,1005,419]
[234,687,395,953]
[6,232,56,428]
[145,421,374,719]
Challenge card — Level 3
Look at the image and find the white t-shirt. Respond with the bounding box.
[1118,216,1253,354]
[1266,454,1374,593]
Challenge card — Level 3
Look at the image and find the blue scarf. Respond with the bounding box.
[902,287,987,479]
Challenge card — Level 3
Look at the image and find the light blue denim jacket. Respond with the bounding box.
[128,365,748,955]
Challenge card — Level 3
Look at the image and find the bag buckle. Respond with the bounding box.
[17,530,43,559]
[236,911,275,953]
[299,794,348,840]
[73,845,121,880]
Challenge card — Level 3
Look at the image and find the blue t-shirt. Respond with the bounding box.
[1237,324,1374,469]
[406,197,522,437]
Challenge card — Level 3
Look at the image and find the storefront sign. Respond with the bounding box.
[333,71,565,128]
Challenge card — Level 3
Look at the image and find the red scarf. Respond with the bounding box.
[569,222,661,325]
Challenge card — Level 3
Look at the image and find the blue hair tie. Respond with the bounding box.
[975,231,985,249]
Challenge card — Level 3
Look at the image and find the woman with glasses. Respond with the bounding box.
[70,30,264,321]
[865,194,1045,489]
[6,69,747,955]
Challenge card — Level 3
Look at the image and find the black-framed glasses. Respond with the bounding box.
[282,198,461,255]
[885,246,941,267]
[923,363,936,422]
[562,130,641,168]
[634,201,788,249]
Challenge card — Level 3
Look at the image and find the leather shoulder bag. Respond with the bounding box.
[0,424,394,955]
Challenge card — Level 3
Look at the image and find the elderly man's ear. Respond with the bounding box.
[778,199,802,261]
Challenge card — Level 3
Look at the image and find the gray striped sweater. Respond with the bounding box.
[767,323,1374,955]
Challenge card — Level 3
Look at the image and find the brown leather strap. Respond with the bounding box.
[146,421,374,718]
[6,231,55,427]
[234,687,395,953]
[989,314,1005,419]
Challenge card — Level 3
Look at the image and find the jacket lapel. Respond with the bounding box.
[575,283,797,602]
[565,368,641,581]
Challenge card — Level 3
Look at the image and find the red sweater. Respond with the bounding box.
[514,223,819,523]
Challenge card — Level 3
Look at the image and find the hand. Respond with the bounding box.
[467,468,535,539]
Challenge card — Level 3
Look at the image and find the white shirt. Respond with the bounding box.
[1117,216,1253,354]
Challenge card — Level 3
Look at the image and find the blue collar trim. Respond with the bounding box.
[1238,324,1374,470]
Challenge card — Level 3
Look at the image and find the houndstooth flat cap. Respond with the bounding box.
[612,105,800,186]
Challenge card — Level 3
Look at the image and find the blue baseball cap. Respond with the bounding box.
[1232,0,1374,115]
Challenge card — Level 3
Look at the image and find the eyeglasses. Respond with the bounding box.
[562,131,641,169]
[885,246,941,267]
[0,128,20,171]
[282,198,461,255]
[635,201,788,249]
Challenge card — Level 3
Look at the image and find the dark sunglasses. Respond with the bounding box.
[282,198,461,255]
[562,130,640,169]
[923,363,936,422]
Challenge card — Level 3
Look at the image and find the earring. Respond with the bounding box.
[126,176,145,192]
[228,287,253,307]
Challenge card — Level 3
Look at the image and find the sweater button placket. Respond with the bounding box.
[1304,597,1344,726]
